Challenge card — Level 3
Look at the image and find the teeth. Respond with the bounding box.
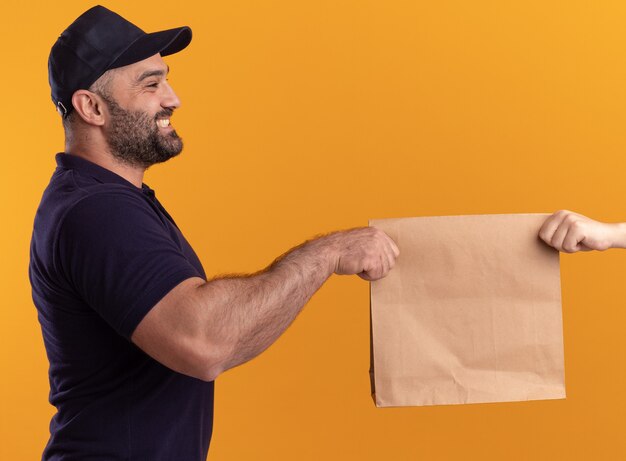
[157,119,170,128]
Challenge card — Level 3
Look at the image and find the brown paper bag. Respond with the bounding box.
[369,214,565,407]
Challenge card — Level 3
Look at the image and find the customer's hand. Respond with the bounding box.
[539,210,626,252]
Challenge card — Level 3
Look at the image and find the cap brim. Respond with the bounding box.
[109,26,192,69]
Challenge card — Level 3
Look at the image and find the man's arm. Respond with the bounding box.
[539,209,626,252]
[131,227,399,382]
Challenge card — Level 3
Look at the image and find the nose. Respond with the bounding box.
[162,80,181,110]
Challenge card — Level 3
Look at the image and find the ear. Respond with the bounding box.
[70,90,107,127]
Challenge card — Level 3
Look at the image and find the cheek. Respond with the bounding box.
[130,95,161,116]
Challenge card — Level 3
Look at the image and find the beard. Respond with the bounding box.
[100,92,183,169]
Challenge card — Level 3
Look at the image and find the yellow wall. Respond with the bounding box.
[2,1,626,459]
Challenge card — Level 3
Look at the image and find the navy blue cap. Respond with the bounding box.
[48,5,192,118]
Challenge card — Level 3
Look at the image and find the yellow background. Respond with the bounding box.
[2,1,626,459]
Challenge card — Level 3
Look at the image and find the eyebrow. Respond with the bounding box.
[135,64,170,83]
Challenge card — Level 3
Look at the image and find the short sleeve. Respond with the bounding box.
[55,190,202,340]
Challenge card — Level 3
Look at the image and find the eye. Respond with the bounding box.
[147,82,159,88]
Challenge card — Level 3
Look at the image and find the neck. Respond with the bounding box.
[65,139,145,189]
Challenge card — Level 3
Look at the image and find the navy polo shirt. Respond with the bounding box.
[28,153,214,460]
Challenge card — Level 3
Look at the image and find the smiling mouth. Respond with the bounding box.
[156,118,171,128]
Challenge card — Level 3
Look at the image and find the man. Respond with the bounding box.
[29,6,399,460]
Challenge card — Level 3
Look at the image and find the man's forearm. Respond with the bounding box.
[130,220,395,383]
[196,235,337,378]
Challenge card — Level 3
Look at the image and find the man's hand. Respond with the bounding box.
[323,227,400,281]
[538,210,626,252]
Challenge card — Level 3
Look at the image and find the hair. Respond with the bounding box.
[61,68,118,139]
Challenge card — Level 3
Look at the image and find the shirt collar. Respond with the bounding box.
[55,152,155,195]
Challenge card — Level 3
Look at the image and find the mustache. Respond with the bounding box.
[155,109,174,119]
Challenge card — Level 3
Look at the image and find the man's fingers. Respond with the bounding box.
[382,238,397,270]
[380,253,390,277]
[386,235,400,257]
[362,253,389,281]
[335,227,399,280]
[373,230,398,278]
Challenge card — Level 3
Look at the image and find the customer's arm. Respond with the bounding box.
[131,227,399,382]
[539,209,626,252]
